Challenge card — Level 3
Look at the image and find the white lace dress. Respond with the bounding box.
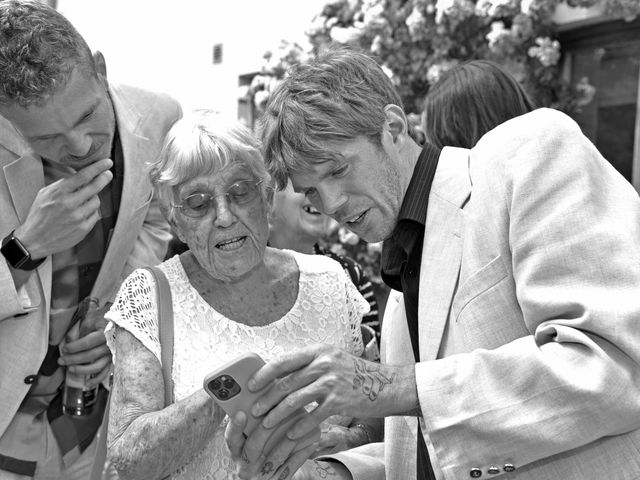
[105,251,368,480]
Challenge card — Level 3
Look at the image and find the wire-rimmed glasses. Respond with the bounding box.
[171,179,264,218]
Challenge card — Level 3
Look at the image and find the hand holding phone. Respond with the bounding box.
[203,352,319,464]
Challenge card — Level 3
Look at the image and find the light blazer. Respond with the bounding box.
[0,84,180,439]
[330,108,640,479]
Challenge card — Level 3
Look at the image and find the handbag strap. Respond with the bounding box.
[144,265,174,407]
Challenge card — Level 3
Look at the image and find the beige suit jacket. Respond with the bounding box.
[0,84,180,438]
[330,108,640,479]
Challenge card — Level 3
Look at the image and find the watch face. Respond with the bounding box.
[1,235,30,268]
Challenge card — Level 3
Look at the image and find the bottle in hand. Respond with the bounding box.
[62,296,103,416]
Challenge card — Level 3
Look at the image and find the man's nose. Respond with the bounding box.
[65,131,92,157]
[317,186,347,216]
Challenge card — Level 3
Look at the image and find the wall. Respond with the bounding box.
[57,0,326,115]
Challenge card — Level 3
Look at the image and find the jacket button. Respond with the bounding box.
[488,465,500,474]
[470,468,482,478]
[24,374,37,384]
[503,464,516,472]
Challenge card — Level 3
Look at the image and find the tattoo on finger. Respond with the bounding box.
[261,462,274,474]
[314,460,337,478]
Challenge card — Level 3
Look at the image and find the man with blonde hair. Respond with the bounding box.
[0,1,180,477]
[226,47,640,480]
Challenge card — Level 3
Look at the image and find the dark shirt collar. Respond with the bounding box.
[381,143,441,280]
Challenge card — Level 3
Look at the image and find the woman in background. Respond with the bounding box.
[422,59,535,149]
[270,180,382,351]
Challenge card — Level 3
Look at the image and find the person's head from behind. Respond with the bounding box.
[422,59,535,149]
[0,0,115,169]
[150,110,273,282]
[260,46,418,244]
[269,179,338,253]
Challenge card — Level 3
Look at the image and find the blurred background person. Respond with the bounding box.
[270,180,381,350]
[422,59,536,149]
[105,111,374,479]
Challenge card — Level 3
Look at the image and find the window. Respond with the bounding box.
[561,17,640,192]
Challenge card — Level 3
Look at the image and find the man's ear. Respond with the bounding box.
[383,104,408,145]
[92,50,107,79]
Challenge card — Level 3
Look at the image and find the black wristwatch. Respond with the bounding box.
[1,230,45,271]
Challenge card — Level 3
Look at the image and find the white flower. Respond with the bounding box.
[380,64,395,81]
[426,60,458,85]
[476,0,515,16]
[486,20,509,48]
[528,37,561,67]
[520,0,535,15]
[406,6,426,37]
[370,34,383,55]
[362,0,386,29]
[435,0,456,23]
[330,25,363,44]
[253,90,270,110]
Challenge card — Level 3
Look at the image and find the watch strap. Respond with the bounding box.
[1,230,45,271]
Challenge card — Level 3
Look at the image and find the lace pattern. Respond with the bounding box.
[105,252,368,479]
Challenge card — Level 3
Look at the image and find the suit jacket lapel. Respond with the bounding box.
[4,154,43,225]
[1,116,52,311]
[0,116,43,224]
[91,85,151,301]
[418,147,471,361]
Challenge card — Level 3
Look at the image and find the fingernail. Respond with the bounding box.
[252,403,262,417]
[248,379,256,390]
[58,357,65,365]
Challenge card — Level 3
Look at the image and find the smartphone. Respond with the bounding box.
[203,352,319,458]
[203,352,270,435]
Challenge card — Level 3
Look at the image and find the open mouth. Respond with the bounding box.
[302,204,322,216]
[216,236,246,251]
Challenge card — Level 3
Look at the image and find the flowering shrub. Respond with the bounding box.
[241,0,639,295]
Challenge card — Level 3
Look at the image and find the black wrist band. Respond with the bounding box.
[1,230,46,271]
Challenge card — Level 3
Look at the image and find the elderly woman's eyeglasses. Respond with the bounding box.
[172,179,264,218]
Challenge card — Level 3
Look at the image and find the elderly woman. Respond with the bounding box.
[103,111,371,480]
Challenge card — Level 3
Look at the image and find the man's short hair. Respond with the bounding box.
[0,0,96,108]
[259,46,403,190]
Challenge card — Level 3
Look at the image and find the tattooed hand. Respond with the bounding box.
[292,460,354,480]
[242,344,418,445]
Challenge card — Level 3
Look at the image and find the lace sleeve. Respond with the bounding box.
[104,268,161,364]
[342,268,369,357]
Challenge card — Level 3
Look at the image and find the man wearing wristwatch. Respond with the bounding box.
[0,1,180,478]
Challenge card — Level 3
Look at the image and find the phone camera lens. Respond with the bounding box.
[218,389,229,399]
[223,379,235,389]
[210,380,221,391]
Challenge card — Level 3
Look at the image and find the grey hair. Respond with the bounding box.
[0,0,97,107]
[149,110,273,222]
